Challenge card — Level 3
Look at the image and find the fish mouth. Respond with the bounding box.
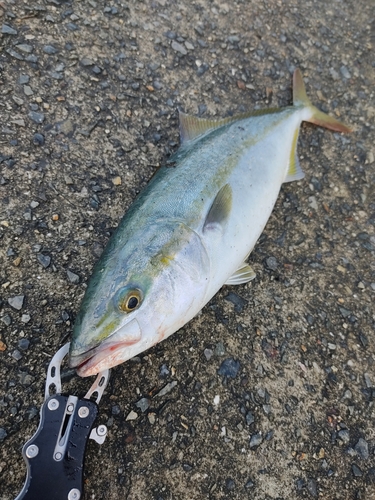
[69,319,142,377]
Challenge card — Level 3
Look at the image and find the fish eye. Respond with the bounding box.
[118,288,142,313]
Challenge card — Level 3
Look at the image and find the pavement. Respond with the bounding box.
[1,0,374,499]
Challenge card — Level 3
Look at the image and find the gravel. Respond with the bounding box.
[0,1,373,499]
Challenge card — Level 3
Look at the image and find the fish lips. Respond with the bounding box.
[69,318,142,377]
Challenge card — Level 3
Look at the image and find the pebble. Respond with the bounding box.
[214,342,225,356]
[1,314,12,326]
[18,338,30,351]
[12,350,22,361]
[352,464,363,477]
[6,48,23,60]
[8,295,25,310]
[155,381,177,397]
[37,254,51,268]
[338,429,350,444]
[126,410,138,421]
[244,479,255,489]
[43,45,58,54]
[249,432,262,448]
[204,348,213,361]
[16,44,33,53]
[19,75,30,84]
[224,292,247,313]
[171,41,187,55]
[28,111,45,124]
[307,478,318,498]
[67,270,80,284]
[21,314,31,323]
[340,66,351,79]
[1,24,17,35]
[246,411,255,425]
[265,256,278,271]
[33,133,45,146]
[354,438,369,460]
[218,358,240,378]
[111,405,121,415]
[135,398,150,412]
[159,364,170,378]
[0,428,7,442]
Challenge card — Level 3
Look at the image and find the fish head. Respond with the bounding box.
[69,221,209,376]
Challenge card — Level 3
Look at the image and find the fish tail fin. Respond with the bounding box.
[293,69,352,133]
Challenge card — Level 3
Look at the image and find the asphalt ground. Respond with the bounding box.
[1,1,374,499]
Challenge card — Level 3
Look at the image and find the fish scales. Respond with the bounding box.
[69,69,351,376]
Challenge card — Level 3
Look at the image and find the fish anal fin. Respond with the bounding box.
[284,128,305,183]
[225,263,256,285]
[203,184,232,232]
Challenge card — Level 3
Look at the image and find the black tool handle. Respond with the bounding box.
[16,395,98,500]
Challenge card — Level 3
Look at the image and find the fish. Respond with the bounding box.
[69,69,351,377]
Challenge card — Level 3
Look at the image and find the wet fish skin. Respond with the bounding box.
[69,69,351,376]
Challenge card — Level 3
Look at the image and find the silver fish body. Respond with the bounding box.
[69,70,351,376]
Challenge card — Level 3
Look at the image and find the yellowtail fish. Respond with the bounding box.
[69,69,351,376]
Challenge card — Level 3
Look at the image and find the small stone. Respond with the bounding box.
[224,292,247,313]
[126,410,138,421]
[37,254,51,268]
[214,342,225,356]
[12,349,22,361]
[67,270,80,284]
[249,432,262,448]
[204,348,213,361]
[307,478,318,497]
[218,358,240,378]
[338,429,350,444]
[246,412,255,425]
[1,24,17,35]
[8,295,25,310]
[0,428,7,442]
[28,111,45,124]
[155,381,177,397]
[340,66,351,79]
[159,364,170,378]
[213,395,220,405]
[245,479,255,489]
[43,45,57,54]
[19,75,30,84]
[6,48,24,60]
[1,315,11,326]
[112,176,122,186]
[33,133,45,146]
[21,314,31,323]
[16,44,33,53]
[135,398,150,413]
[171,41,187,55]
[0,340,7,351]
[265,256,278,271]
[148,412,156,424]
[18,338,30,351]
[111,405,121,415]
[352,464,363,477]
[354,438,369,460]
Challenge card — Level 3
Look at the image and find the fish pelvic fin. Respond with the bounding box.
[293,69,352,133]
[225,263,256,285]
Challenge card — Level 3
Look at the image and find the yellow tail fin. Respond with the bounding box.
[293,69,352,133]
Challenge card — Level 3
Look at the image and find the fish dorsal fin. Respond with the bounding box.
[225,263,256,285]
[179,111,234,144]
[179,109,283,145]
[203,183,232,232]
[284,128,305,183]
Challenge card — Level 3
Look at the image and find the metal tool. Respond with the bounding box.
[16,343,110,500]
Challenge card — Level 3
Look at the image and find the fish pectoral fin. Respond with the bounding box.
[284,128,305,183]
[203,183,232,232]
[225,263,256,285]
